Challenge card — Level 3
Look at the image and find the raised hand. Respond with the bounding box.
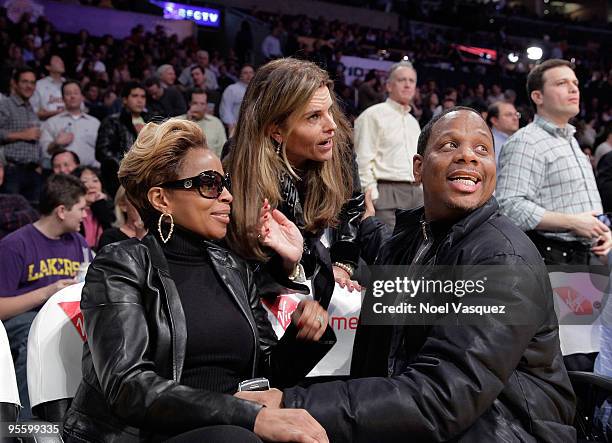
[258,199,303,272]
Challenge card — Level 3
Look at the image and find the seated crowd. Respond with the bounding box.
[0,3,611,443]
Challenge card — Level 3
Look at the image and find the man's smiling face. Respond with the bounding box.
[414,109,496,222]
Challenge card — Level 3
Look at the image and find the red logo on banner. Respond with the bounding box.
[262,296,299,330]
[553,286,593,315]
[58,301,87,342]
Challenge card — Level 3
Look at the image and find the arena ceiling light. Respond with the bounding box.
[526,46,543,60]
[507,52,519,63]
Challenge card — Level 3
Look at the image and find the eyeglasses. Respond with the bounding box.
[501,112,521,119]
[161,170,231,199]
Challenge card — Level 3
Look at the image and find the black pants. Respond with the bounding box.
[164,425,263,443]
[64,425,262,443]
[526,231,594,265]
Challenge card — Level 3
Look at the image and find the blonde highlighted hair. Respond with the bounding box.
[118,118,208,227]
[113,186,128,227]
[225,58,354,261]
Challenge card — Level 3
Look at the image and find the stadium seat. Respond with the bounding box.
[0,319,21,427]
[27,283,86,423]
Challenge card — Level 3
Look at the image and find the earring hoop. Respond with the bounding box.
[158,212,174,243]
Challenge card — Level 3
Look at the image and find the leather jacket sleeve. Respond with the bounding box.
[329,151,365,267]
[282,255,565,442]
[247,259,337,387]
[358,216,392,265]
[81,245,263,433]
[95,116,121,165]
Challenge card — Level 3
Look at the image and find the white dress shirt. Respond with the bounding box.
[354,98,421,201]
[219,82,247,126]
[31,76,64,113]
[261,35,282,59]
[40,111,100,167]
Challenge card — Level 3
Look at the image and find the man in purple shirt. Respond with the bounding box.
[0,174,91,419]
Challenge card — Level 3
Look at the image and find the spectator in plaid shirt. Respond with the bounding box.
[0,67,43,205]
[0,155,38,239]
[496,59,612,265]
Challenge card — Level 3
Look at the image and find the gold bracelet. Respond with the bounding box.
[332,262,354,278]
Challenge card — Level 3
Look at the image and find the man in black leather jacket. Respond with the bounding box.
[237,107,576,442]
[95,82,150,198]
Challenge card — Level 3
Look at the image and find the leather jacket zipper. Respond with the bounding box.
[413,220,433,265]
[159,276,179,381]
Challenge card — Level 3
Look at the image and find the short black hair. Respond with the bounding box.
[189,88,207,102]
[486,102,502,128]
[51,149,81,167]
[526,59,573,110]
[143,76,161,88]
[39,174,86,215]
[417,106,492,156]
[73,165,102,182]
[120,81,145,98]
[190,65,204,74]
[61,79,81,97]
[12,66,36,83]
[43,53,63,69]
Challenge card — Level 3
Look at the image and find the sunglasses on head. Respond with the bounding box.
[161,170,231,199]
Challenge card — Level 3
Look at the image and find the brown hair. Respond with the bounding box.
[118,118,208,227]
[225,58,354,261]
[526,59,573,110]
[39,174,87,215]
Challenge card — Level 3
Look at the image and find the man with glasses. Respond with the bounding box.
[0,67,42,204]
[486,101,520,165]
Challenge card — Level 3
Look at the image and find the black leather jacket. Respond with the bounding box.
[283,198,576,442]
[63,235,335,442]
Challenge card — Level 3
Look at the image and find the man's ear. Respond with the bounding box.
[530,90,543,107]
[147,187,172,215]
[55,205,67,221]
[413,154,423,185]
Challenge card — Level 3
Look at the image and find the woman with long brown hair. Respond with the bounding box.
[225,58,365,308]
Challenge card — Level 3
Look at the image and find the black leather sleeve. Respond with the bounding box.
[358,216,392,265]
[329,151,366,267]
[95,117,120,164]
[282,255,563,442]
[81,245,263,434]
[247,262,337,388]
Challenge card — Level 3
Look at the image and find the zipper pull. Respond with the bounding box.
[421,220,428,242]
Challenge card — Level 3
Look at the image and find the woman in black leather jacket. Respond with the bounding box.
[225,58,365,309]
[62,119,335,443]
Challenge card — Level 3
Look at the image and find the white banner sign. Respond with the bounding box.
[340,55,394,87]
[263,282,362,377]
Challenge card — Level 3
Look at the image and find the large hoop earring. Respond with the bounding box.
[158,212,174,243]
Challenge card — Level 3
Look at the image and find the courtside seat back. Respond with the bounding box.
[27,283,86,411]
[0,319,20,423]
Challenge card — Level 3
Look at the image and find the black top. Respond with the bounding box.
[162,226,254,394]
[98,227,130,250]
